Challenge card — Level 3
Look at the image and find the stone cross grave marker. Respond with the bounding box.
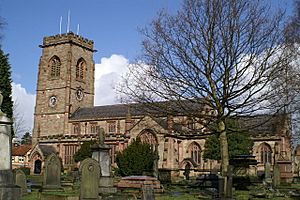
[43,153,61,189]
[15,169,27,195]
[98,127,105,146]
[79,158,100,200]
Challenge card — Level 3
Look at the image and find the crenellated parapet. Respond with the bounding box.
[40,32,94,52]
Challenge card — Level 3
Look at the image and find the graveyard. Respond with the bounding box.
[0,93,299,199]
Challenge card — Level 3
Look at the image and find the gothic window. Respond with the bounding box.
[188,142,201,164]
[259,143,272,164]
[64,145,78,165]
[49,56,61,78]
[76,58,86,81]
[138,129,157,146]
[73,123,81,134]
[90,123,98,134]
[108,121,116,133]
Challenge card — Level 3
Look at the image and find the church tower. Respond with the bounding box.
[32,33,95,144]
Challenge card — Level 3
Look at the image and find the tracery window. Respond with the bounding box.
[64,145,78,165]
[108,121,116,133]
[76,58,86,81]
[259,143,272,164]
[138,130,157,146]
[49,56,61,78]
[90,123,98,134]
[73,123,81,135]
[189,142,201,164]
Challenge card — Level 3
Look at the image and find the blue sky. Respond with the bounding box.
[0,0,295,135]
[0,0,181,93]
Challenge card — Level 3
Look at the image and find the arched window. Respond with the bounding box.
[188,142,201,164]
[259,143,272,164]
[49,56,61,78]
[76,58,86,81]
[138,129,157,146]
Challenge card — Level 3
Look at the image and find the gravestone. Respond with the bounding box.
[79,158,100,200]
[0,91,21,200]
[43,153,62,191]
[142,182,155,200]
[273,163,281,187]
[15,169,27,195]
[264,162,272,184]
[91,128,117,194]
[226,165,233,198]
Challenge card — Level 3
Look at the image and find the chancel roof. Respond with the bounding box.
[235,114,289,136]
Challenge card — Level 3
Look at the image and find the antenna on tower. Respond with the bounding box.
[67,10,71,33]
[77,24,80,35]
[59,16,62,34]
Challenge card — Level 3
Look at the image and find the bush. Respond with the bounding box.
[116,139,156,176]
[74,140,96,162]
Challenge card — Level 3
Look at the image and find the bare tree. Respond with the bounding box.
[121,0,287,195]
[270,0,300,144]
[13,100,30,138]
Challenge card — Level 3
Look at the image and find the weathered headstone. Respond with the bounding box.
[183,163,191,180]
[153,145,159,178]
[0,91,21,200]
[79,158,100,200]
[142,182,155,200]
[43,153,62,191]
[15,169,27,195]
[273,163,281,187]
[92,128,117,194]
[226,165,233,198]
[264,162,272,184]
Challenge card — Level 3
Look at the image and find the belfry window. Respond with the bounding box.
[49,56,61,78]
[76,58,86,81]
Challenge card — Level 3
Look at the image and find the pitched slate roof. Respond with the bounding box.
[39,145,57,156]
[12,145,32,156]
[236,114,288,136]
[70,104,145,120]
[70,100,205,121]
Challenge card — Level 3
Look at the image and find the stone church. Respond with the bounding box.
[30,32,293,181]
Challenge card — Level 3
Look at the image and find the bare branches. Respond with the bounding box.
[121,0,286,121]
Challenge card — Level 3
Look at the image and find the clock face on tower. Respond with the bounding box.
[49,95,57,107]
[76,88,84,101]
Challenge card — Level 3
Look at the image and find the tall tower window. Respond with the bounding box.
[49,56,61,78]
[76,58,86,81]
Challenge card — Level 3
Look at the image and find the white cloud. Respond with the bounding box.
[11,82,35,136]
[94,54,129,105]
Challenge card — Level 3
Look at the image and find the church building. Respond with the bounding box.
[30,33,293,181]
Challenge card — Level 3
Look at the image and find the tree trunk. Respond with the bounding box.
[218,120,229,198]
